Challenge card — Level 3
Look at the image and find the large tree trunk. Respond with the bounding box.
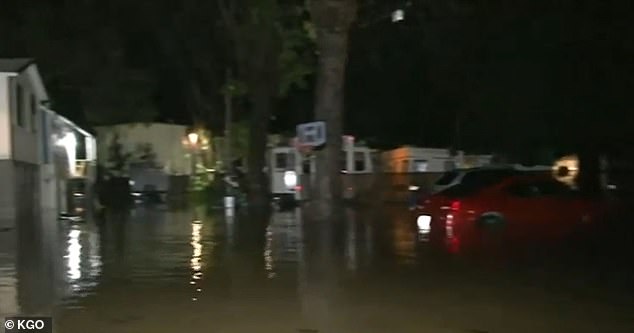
[310,0,357,220]
[246,84,272,213]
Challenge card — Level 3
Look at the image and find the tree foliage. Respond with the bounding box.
[106,134,131,177]
[216,0,315,208]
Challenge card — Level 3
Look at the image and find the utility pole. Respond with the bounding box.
[224,68,233,173]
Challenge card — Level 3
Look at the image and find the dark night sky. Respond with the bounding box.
[2,0,633,159]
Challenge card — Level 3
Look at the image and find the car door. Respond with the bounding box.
[529,179,584,237]
[501,181,545,238]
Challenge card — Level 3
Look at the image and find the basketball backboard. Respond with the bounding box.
[296,121,326,147]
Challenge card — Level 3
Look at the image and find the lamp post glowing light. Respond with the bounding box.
[392,9,405,22]
[188,132,199,146]
[188,132,200,179]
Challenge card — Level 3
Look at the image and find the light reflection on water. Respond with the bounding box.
[266,209,304,267]
[190,220,204,301]
[62,223,102,304]
[5,206,380,314]
[66,228,82,281]
[0,251,19,317]
[6,205,634,332]
[264,225,276,279]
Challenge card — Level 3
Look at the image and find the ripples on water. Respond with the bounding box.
[57,208,324,306]
[0,249,18,317]
[61,224,102,305]
[4,206,443,314]
[4,205,634,332]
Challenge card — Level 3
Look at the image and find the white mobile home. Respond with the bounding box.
[381,146,495,173]
[95,123,193,176]
[381,146,465,173]
[94,123,202,194]
[0,59,47,226]
[0,58,96,227]
[268,135,375,200]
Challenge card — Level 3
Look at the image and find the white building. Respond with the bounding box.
[94,123,193,176]
[268,135,376,200]
[381,146,495,173]
[381,146,465,173]
[0,59,47,227]
[0,58,95,228]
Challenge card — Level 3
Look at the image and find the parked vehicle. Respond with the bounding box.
[416,173,613,252]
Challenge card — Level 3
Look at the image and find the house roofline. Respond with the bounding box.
[0,58,36,73]
[14,58,35,73]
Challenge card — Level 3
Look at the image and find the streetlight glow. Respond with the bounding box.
[392,9,405,22]
[188,132,199,145]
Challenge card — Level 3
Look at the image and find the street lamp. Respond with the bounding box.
[391,9,405,22]
[188,132,199,146]
[188,132,199,181]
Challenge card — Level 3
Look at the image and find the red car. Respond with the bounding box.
[415,171,612,252]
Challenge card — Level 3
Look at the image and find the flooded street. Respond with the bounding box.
[2,205,634,332]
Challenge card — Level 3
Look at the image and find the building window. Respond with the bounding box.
[302,157,312,174]
[354,152,366,172]
[275,152,294,170]
[16,85,24,127]
[413,160,428,172]
[30,95,37,132]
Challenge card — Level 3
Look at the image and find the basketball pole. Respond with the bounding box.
[224,68,235,212]
[224,68,233,175]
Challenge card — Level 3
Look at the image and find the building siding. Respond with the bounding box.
[1,66,45,223]
[0,160,16,228]
[0,75,12,159]
[9,73,40,165]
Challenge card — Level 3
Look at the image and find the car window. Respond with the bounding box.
[436,171,460,186]
[460,169,518,187]
[440,170,516,197]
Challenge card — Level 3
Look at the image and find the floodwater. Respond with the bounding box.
[1,204,634,332]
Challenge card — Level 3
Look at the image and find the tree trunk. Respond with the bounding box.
[311,0,357,220]
[246,84,272,213]
[578,148,601,195]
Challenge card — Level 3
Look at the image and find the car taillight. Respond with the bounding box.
[445,201,461,241]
